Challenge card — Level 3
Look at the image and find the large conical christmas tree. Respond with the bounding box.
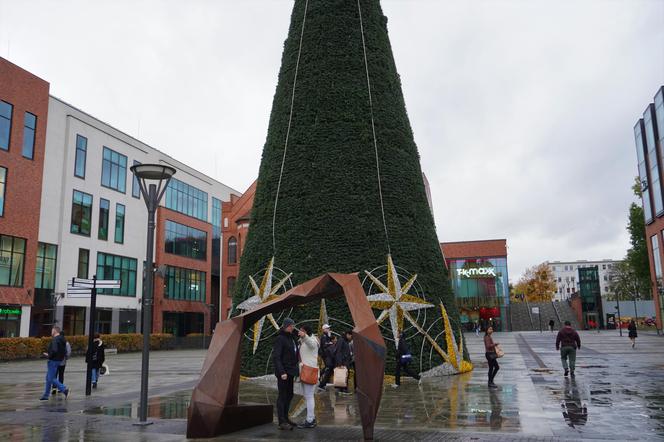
[235,0,470,376]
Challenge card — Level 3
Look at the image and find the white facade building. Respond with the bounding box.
[548,259,621,302]
[34,96,239,336]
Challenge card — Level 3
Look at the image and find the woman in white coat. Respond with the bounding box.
[297,324,320,428]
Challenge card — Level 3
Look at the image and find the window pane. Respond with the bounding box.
[0,167,6,217]
[101,147,128,193]
[77,249,89,279]
[22,112,36,159]
[75,135,87,178]
[115,203,125,244]
[132,160,141,198]
[164,178,208,221]
[99,199,109,240]
[0,101,12,151]
[71,190,93,236]
[96,252,137,296]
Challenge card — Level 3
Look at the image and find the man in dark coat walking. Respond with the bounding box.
[317,324,335,390]
[556,321,581,377]
[40,326,69,400]
[273,318,299,430]
[394,332,420,387]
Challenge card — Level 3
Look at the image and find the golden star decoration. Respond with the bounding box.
[364,254,434,345]
[236,257,293,354]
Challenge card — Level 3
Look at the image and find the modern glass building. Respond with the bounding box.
[441,239,510,331]
[634,86,664,334]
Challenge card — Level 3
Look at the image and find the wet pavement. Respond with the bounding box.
[0,331,662,441]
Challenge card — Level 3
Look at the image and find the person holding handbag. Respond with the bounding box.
[484,326,500,389]
[297,324,319,429]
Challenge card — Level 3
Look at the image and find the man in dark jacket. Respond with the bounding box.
[40,326,69,400]
[272,318,298,430]
[317,324,335,390]
[556,321,581,377]
[86,334,105,388]
[394,332,420,387]
[334,331,353,393]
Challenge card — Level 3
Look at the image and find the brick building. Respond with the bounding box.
[0,59,50,337]
[220,181,256,320]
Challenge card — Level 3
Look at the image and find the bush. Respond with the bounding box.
[0,333,173,361]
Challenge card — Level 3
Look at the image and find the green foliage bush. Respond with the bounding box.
[235,0,465,376]
[0,333,173,361]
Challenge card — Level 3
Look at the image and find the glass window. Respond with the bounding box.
[95,308,113,334]
[645,107,663,214]
[212,197,222,229]
[165,220,207,260]
[0,166,6,217]
[98,198,110,240]
[656,88,664,143]
[77,248,89,279]
[63,306,85,336]
[164,265,206,302]
[0,100,12,151]
[164,178,208,221]
[22,112,36,159]
[35,242,57,289]
[115,203,125,244]
[0,234,26,287]
[227,276,236,297]
[70,190,93,236]
[101,147,127,193]
[74,135,87,178]
[635,121,653,222]
[96,252,137,296]
[119,309,136,333]
[227,237,237,264]
[652,235,662,280]
[0,308,21,338]
[131,160,141,198]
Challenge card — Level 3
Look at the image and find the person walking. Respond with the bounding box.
[317,324,336,391]
[393,332,420,387]
[484,326,500,388]
[556,320,581,377]
[549,319,555,333]
[85,334,105,389]
[40,326,69,400]
[475,321,481,337]
[334,330,353,394]
[297,324,319,429]
[51,331,71,396]
[273,318,298,431]
[628,319,638,348]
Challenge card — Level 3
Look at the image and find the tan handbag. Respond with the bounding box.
[495,344,505,358]
[333,366,348,387]
[300,364,319,385]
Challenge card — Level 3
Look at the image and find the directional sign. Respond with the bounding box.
[67,283,92,298]
[71,278,121,289]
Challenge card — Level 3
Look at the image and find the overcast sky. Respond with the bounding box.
[1,0,662,280]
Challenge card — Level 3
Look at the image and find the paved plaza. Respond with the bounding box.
[0,331,663,441]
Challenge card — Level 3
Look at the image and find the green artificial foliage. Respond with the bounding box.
[234,0,467,376]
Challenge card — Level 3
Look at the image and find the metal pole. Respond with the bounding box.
[539,311,542,333]
[616,300,622,337]
[85,275,97,396]
[633,296,638,323]
[138,184,157,424]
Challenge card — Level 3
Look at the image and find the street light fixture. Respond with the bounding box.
[131,163,176,425]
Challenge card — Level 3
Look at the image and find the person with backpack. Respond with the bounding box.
[393,332,420,387]
[40,326,69,400]
[52,331,71,396]
[556,321,581,377]
[86,334,105,388]
[628,319,638,348]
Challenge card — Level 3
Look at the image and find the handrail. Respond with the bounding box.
[525,299,534,329]
[552,300,562,326]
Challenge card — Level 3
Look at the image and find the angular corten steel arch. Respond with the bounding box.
[187,273,386,440]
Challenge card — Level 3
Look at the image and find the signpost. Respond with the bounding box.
[68,276,120,396]
[532,306,542,333]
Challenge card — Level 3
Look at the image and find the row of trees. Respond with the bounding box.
[512,178,652,303]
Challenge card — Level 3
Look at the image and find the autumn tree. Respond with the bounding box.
[609,260,649,301]
[515,263,557,302]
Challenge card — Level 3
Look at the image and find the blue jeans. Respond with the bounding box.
[91,368,98,384]
[42,360,67,398]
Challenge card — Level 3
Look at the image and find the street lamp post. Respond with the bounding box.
[131,164,176,425]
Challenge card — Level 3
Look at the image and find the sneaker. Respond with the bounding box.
[570,371,575,378]
[488,383,498,389]
[92,383,97,389]
[51,389,57,396]
[278,423,293,431]
[63,389,69,399]
[564,370,569,377]
[297,419,317,429]
[39,396,49,401]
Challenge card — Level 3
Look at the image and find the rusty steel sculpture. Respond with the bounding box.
[187,272,386,440]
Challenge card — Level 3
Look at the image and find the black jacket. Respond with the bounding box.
[86,340,105,369]
[335,337,352,367]
[397,338,412,362]
[320,332,335,367]
[47,335,67,361]
[272,330,298,378]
